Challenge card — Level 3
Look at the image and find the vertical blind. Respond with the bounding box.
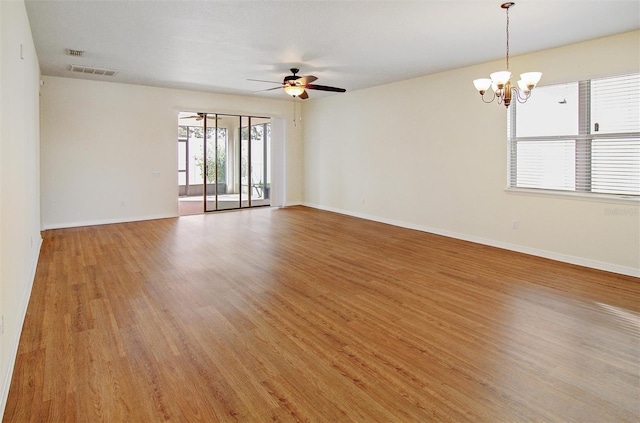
[509,73,640,196]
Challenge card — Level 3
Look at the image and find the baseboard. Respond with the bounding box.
[41,213,178,230]
[0,236,43,418]
[303,202,640,278]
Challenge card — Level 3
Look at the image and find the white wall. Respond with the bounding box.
[303,31,640,277]
[0,0,42,416]
[40,77,303,228]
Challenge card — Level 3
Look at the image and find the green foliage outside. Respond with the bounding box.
[192,127,226,183]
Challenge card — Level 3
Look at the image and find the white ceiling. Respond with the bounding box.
[25,0,640,100]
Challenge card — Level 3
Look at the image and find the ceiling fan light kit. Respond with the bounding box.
[284,85,305,97]
[473,2,542,108]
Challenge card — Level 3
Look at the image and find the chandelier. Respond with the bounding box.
[473,2,542,108]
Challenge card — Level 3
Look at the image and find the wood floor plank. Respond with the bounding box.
[4,206,639,422]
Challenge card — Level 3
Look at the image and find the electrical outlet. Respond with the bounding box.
[512,220,520,229]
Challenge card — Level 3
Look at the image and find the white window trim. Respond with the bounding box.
[504,186,640,205]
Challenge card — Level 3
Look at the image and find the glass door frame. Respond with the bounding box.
[196,112,271,213]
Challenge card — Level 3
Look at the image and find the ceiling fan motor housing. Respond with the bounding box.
[283,68,301,84]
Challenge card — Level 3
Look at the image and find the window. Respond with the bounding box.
[508,73,640,197]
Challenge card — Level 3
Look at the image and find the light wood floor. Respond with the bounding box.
[178,198,204,216]
[4,206,640,422]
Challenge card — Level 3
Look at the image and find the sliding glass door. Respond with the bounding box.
[204,116,228,212]
[249,118,271,206]
[178,112,271,213]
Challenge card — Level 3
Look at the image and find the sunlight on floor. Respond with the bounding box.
[596,302,640,333]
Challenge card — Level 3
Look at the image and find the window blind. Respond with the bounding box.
[508,73,640,197]
[591,139,640,195]
[591,74,640,135]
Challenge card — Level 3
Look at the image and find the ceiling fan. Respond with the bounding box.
[249,68,346,99]
[180,112,207,121]
[179,113,221,122]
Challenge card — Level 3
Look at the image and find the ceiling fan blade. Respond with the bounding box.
[306,84,346,93]
[297,75,317,85]
[247,78,282,84]
[253,86,284,93]
[299,90,309,100]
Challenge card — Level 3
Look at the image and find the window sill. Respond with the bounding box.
[505,187,640,205]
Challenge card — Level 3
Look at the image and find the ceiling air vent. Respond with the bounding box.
[69,65,118,77]
[67,49,84,57]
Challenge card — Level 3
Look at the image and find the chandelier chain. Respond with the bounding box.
[505,6,510,70]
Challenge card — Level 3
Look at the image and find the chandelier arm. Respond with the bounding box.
[481,91,497,104]
[513,88,531,103]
